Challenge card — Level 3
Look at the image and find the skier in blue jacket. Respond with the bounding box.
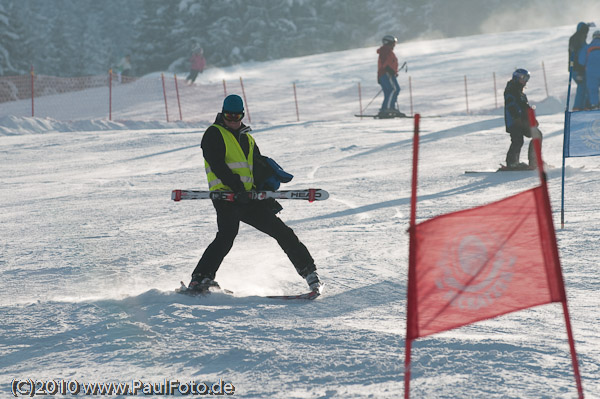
[569,22,590,111]
[579,30,600,110]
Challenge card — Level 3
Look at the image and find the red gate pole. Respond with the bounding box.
[293,82,299,122]
[464,75,470,114]
[358,82,363,119]
[161,73,169,122]
[174,74,182,121]
[108,69,112,121]
[239,76,251,123]
[30,65,34,117]
[405,113,421,399]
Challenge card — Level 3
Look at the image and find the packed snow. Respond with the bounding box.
[1,26,599,398]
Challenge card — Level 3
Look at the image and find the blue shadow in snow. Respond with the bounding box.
[289,169,550,225]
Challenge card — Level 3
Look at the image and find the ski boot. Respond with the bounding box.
[305,271,322,293]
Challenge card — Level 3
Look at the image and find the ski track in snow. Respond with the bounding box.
[1,26,600,398]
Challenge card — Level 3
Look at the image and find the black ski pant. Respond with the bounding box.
[186,69,200,83]
[192,199,315,280]
[506,128,542,167]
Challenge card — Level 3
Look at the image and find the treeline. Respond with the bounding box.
[0,0,581,77]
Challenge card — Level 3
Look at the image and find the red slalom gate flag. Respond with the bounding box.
[404,111,584,399]
[407,186,564,339]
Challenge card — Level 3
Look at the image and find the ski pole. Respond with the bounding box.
[400,61,408,73]
[362,89,382,113]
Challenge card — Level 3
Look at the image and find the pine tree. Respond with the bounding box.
[0,3,24,75]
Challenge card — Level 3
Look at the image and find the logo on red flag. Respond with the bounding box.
[434,227,516,312]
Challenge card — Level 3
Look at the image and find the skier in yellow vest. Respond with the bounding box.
[188,95,321,293]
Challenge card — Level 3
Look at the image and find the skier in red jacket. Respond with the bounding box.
[377,35,405,118]
[186,48,206,85]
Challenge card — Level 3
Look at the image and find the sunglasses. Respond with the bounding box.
[223,112,244,122]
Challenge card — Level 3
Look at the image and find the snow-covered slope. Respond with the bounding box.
[0,26,598,398]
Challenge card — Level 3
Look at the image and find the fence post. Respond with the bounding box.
[542,61,549,98]
[293,82,299,122]
[223,79,227,98]
[409,76,414,117]
[174,74,182,121]
[108,69,112,121]
[161,73,169,122]
[358,82,363,119]
[239,76,251,123]
[30,65,34,117]
[464,75,470,114]
[493,72,498,109]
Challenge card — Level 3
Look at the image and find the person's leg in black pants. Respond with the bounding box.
[192,200,241,280]
[506,131,524,167]
[193,200,315,280]
[240,201,315,277]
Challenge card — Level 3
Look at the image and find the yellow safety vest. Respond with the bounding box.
[205,124,255,191]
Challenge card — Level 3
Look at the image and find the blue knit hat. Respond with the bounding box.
[222,95,244,113]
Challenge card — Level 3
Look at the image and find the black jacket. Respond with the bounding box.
[504,80,530,134]
[201,113,262,192]
[569,24,589,74]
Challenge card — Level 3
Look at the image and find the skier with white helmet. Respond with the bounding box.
[376,35,405,118]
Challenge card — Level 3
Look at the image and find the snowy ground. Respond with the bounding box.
[1,26,599,398]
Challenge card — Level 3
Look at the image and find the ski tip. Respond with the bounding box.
[308,188,329,201]
[172,190,182,201]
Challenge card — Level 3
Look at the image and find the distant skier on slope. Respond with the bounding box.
[115,55,132,83]
[377,35,406,118]
[503,69,543,170]
[185,48,206,85]
[186,94,322,294]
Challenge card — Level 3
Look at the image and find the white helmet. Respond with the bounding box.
[382,35,397,45]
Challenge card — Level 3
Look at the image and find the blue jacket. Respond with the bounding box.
[579,38,600,77]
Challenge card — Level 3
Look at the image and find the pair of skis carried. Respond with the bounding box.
[172,188,329,300]
[171,188,328,202]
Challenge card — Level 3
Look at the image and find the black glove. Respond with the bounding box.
[233,189,250,204]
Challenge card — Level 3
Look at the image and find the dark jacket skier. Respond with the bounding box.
[188,95,321,294]
[504,69,542,169]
